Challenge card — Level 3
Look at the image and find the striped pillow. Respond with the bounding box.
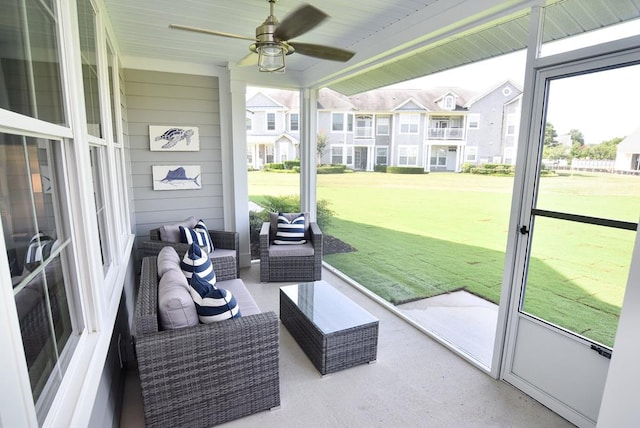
[180,243,216,288]
[188,274,241,323]
[274,212,307,245]
[24,233,58,272]
[179,219,214,254]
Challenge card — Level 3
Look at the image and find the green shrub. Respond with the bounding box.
[283,160,300,170]
[263,163,284,170]
[387,166,425,174]
[461,163,474,173]
[466,163,515,175]
[318,164,347,174]
[374,164,387,172]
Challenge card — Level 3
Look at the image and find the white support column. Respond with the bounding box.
[219,71,251,267]
[300,88,318,221]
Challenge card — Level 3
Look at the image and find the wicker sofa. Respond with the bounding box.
[140,226,240,279]
[259,213,323,282]
[134,255,280,427]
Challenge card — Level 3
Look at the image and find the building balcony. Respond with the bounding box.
[428,127,465,140]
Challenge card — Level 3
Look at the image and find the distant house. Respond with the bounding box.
[246,81,523,172]
[615,126,640,172]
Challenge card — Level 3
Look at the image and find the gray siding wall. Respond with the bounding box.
[125,69,224,244]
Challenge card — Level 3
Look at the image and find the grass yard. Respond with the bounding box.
[249,170,639,347]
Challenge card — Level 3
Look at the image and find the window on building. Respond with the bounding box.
[468,114,480,129]
[376,116,390,135]
[246,115,253,130]
[444,95,455,110]
[346,146,354,165]
[506,113,518,136]
[265,145,274,163]
[503,147,515,165]
[106,41,118,142]
[398,146,419,166]
[331,146,344,164]
[376,147,389,166]
[430,147,448,166]
[332,113,344,131]
[89,145,112,273]
[399,114,420,134]
[355,115,373,138]
[3,133,79,423]
[465,146,478,163]
[290,113,299,131]
[78,0,102,138]
[347,114,354,132]
[267,113,276,130]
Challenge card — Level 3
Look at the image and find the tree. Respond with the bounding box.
[569,129,584,146]
[316,131,328,165]
[583,137,623,160]
[544,122,559,147]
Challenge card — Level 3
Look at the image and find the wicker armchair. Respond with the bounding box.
[140,227,240,280]
[134,256,280,427]
[259,214,323,282]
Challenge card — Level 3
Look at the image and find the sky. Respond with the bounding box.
[387,20,640,145]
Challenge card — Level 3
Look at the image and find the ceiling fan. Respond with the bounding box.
[169,0,355,72]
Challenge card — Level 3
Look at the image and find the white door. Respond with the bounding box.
[502,52,640,427]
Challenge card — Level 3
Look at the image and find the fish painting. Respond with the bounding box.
[153,165,202,190]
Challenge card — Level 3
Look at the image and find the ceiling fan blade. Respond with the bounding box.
[237,52,258,67]
[288,42,355,62]
[169,24,256,42]
[274,4,328,41]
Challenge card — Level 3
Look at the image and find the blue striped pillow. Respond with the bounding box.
[24,232,58,272]
[274,212,307,245]
[179,219,214,254]
[188,274,241,323]
[180,243,216,288]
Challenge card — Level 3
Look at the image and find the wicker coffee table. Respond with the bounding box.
[280,281,379,375]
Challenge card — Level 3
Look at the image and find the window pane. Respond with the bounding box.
[106,42,118,142]
[1,132,77,421]
[77,0,102,138]
[1,0,66,124]
[89,146,111,272]
[332,113,344,131]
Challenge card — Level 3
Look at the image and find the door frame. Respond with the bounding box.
[497,34,640,428]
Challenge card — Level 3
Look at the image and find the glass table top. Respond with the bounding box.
[280,280,378,335]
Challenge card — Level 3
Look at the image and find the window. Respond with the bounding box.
[399,114,420,134]
[89,145,112,273]
[332,113,344,131]
[430,147,448,166]
[2,133,79,423]
[398,146,419,166]
[279,142,288,162]
[465,146,478,163]
[267,113,276,131]
[346,146,353,165]
[506,113,518,136]
[290,113,299,131]
[246,115,253,131]
[331,146,343,164]
[467,114,480,129]
[376,147,389,166]
[347,114,354,132]
[376,116,390,135]
[503,147,515,165]
[355,115,373,138]
[106,41,118,142]
[444,95,455,110]
[78,0,102,138]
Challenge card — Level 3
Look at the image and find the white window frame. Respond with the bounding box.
[376,146,389,165]
[376,116,390,135]
[399,114,420,134]
[289,113,299,131]
[465,146,478,163]
[444,95,455,110]
[331,113,344,131]
[266,112,276,131]
[467,113,480,129]
[398,145,419,166]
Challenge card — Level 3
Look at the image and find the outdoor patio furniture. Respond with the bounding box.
[134,255,280,427]
[280,280,379,375]
[140,221,240,279]
[259,212,323,282]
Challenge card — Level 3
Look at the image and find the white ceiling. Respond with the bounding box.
[103,0,640,93]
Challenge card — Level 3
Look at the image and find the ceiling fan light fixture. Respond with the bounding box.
[257,43,286,72]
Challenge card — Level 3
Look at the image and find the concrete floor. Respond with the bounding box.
[120,264,574,428]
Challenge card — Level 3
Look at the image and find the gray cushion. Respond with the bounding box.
[157,269,199,330]
[268,241,314,257]
[159,216,197,243]
[157,246,181,277]
[210,248,235,261]
[219,278,261,316]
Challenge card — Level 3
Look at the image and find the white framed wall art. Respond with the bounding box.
[149,125,200,151]
[152,165,202,190]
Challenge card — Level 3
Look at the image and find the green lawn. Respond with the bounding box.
[249,170,639,347]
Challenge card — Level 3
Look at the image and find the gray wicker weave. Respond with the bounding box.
[140,228,239,280]
[279,281,378,375]
[259,221,323,282]
[135,256,280,427]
